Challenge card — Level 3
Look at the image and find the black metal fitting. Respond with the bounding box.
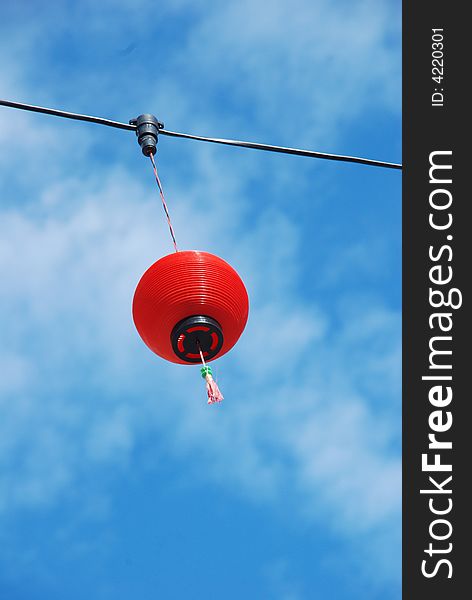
[129,114,164,156]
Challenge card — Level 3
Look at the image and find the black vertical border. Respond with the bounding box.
[403,3,468,598]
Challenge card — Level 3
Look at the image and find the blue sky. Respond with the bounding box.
[0,1,401,598]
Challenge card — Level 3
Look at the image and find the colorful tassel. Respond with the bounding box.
[201,365,224,404]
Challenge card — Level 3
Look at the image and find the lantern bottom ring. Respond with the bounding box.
[170,315,224,363]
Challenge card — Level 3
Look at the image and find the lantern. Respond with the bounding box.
[133,251,249,366]
[132,154,249,404]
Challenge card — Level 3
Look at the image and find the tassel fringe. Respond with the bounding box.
[201,366,224,404]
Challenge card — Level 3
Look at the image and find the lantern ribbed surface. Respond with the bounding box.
[132,251,249,364]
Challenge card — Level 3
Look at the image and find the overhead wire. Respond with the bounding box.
[159,129,402,169]
[0,98,402,170]
[0,98,135,131]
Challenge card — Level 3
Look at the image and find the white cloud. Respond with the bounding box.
[0,153,399,528]
[164,0,400,147]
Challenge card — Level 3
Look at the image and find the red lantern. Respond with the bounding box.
[132,251,249,365]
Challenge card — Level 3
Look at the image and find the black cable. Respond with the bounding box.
[0,98,135,131]
[159,129,402,170]
[0,98,402,169]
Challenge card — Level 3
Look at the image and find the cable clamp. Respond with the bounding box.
[129,114,164,156]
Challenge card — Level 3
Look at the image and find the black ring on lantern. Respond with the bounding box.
[171,315,224,363]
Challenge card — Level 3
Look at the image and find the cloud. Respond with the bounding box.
[0,161,400,530]
[163,0,400,147]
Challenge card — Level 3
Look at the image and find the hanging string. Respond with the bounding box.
[149,152,179,252]
[198,343,224,405]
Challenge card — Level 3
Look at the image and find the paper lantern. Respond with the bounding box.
[132,251,249,365]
